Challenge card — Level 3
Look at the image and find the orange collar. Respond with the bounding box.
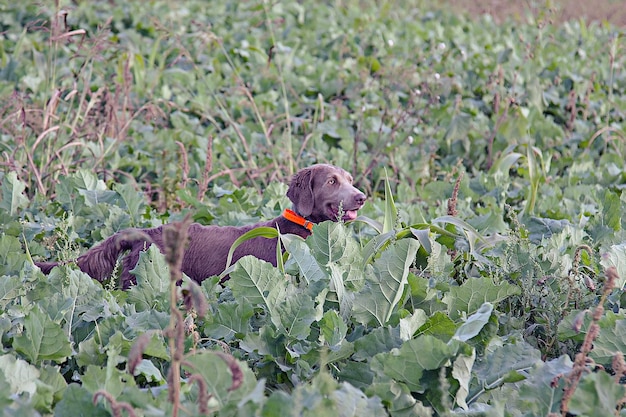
[282,209,314,232]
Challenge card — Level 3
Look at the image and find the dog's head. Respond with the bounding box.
[287,164,366,223]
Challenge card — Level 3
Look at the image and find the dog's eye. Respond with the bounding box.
[328,178,336,185]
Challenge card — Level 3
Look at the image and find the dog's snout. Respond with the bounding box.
[354,191,366,207]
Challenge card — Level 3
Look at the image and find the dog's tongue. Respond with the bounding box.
[342,210,358,221]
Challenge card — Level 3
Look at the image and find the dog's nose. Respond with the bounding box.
[354,192,366,207]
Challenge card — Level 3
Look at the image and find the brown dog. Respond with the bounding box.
[36,164,366,288]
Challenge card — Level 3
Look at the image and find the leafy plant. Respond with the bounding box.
[2,0,626,416]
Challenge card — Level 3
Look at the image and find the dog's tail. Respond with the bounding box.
[35,261,61,274]
[35,229,153,282]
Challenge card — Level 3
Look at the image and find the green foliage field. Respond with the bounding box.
[1,0,626,415]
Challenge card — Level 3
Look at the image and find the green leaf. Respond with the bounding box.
[353,239,420,326]
[443,112,471,145]
[371,335,452,393]
[516,354,572,415]
[590,318,626,365]
[228,255,287,316]
[132,359,165,383]
[399,309,428,341]
[127,245,171,311]
[0,234,25,275]
[367,378,434,416]
[600,189,621,232]
[410,227,432,254]
[473,341,542,391]
[452,302,493,342]
[81,364,134,398]
[567,371,626,416]
[383,171,397,234]
[114,182,145,226]
[417,311,457,340]
[452,348,475,411]
[13,305,72,363]
[443,277,520,320]
[204,302,254,340]
[0,172,29,216]
[282,234,327,284]
[222,226,279,276]
[352,327,403,361]
[490,151,523,183]
[361,230,395,263]
[183,351,250,409]
[273,292,316,340]
[601,243,626,290]
[0,274,21,308]
[0,354,40,396]
[320,310,348,348]
[308,221,361,267]
[54,384,110,416]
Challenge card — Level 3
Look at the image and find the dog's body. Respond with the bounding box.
[36,164,366,288]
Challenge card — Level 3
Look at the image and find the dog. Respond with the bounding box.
[35,164,366,288]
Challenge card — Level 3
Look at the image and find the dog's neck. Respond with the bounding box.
[282,209,314,232]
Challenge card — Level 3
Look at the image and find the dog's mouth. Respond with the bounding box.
[328,204,361,222]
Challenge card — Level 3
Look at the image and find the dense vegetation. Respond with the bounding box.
[1,1,625,415]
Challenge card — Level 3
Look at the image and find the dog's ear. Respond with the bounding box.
[287,167,314,217]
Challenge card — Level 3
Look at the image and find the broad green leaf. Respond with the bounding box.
[371,335,452,393]
[367,378,434,417]
[567,371,626,416]
[600,243,626,289]
[452,302,493,342]
[399,309,428,341]
[352,327,403,362]
[443,112,471,145]
[127,245,171,311]
[328,262,353,318]
[132,359,165,383]
[228,255,287,317]
[0,274,21,308]
[266,372,387,416]
[114,182,145,226]
[361,230,395,263]
[432,215,489,247]
[490,151,523,183]
[0,364,13,408]
[443,277,520,320]
[54,384,110,416]
[473,341,542,390]
[515,354,572,416]
[417,311,457,340]
[0,171,29,216]
[329,379,387,417]
[204,302,254,340]
[353,239,419,326]
[273,292,316,340]
[452,348,475,411]
[13,305,72,363]
[320,310,348,348]
[282,234,327,284]
[338,361,375,389]
[410,227,432,254]
[183,351,253,408]
[0,354,39,396]
[0,234,24,275]
[81,364,134,398]
[590,318,626,365]
[308,221,361,266]
[600,189,621,232]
